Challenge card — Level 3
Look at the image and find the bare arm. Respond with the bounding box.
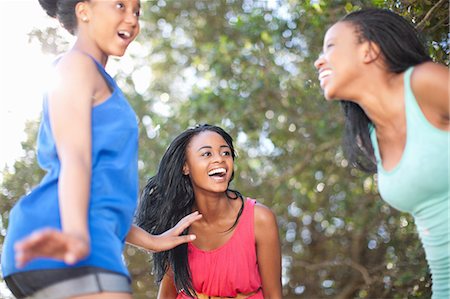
[254,203,282,299]
[15,52,98,267]
[126,212,201,252]
[411,61,449,130]
[157,269,178,299]
[52,52,96,252]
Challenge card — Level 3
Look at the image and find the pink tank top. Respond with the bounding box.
[177,198,263,298]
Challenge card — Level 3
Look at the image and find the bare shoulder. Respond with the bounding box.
[254,202,277,226]
[55,51,98,80]
[411,61,448,93]
[410,62,449,118]
[253,202,279,245]
[48,51,101,100]
[411,61,448,83]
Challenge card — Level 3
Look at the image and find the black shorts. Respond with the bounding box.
[4,266,131,299]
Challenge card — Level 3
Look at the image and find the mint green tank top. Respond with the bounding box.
[370,67,449,298]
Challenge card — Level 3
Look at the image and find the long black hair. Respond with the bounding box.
[135,124,244,297]
[38,0,86,35]
[338,8,431,172]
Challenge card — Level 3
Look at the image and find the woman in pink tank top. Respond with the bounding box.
[136,124,282,298]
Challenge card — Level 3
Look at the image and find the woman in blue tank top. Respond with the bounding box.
[314,8,449,299]
[1,1,201,298]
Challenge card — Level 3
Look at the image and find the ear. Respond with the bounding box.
[182,163,189,176]
[362,41,381,64]
[75,1,90,22]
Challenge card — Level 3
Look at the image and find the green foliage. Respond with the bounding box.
[1,121,43,234]
[2,0,447,298]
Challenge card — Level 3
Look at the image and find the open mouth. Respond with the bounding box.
[208,167,227,178]
[118,30,131,40]
[318,69,332,81]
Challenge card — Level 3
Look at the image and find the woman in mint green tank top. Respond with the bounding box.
[314,8,449,299]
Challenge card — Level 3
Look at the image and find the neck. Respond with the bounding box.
[345,68,405,132]
[72,39,108,67]
[193,191,234,224]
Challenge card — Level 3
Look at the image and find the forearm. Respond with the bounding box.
[58,155,91,242]
[126,224,157,251]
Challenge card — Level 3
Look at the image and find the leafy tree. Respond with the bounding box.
[1,0,447,298]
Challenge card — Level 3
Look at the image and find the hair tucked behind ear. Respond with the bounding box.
[135,124,243,297]
[338,8,431,173]
[38,0,85,35]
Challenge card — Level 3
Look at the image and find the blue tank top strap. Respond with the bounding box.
[53,52,116,90]
[86,55,117,90]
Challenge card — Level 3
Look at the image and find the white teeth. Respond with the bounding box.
[318,69,332,80]
[208,168,226,176]
[118,31,131,38]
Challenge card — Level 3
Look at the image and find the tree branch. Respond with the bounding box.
[295,258,372,285]
[335,280,360,299]
[415,0,446,30]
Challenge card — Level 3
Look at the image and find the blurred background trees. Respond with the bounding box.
[1,0,448,298]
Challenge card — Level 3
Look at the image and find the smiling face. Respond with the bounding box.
[183,131,234,195]
[314,21,365,101]
[78,0,140,58]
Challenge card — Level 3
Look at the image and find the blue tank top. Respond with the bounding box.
[1,56,139,278]
[370,67,449,298]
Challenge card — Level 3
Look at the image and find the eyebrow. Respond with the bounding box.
[197,145,230,152]
[324,37,335,45]
[132,0,141,9]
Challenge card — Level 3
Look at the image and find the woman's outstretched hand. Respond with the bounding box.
[155,211,202,251]
[14,228,90,268]
[127,211,202,252]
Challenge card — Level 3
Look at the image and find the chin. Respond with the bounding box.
[113,51,127,57]
[213,186,229,194]
[323,89,339,101]
[109,47,127,57]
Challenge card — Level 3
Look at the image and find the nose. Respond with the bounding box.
[212,152,224,163]
[314,54,325,70]
[125,11,139,27]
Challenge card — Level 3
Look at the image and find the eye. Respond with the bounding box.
[116,2,125,9]
[201,151,212,157]
[133,9,141,17]
[326,43,334,49]
[222,150,231,156]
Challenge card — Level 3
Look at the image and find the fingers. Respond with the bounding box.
[15,229,60,267]
[162,234,197,251]
[14,228,90,268]
[14,228,56,252]
[64,252,78,265]
[15,250,33,268]
[151,212,200,252]
[175,211,202,232]
[65,235,90,264]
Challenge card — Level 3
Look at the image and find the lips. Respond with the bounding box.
[208,167,227,176]
[118,30,132,39]
[318,69,332,81]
